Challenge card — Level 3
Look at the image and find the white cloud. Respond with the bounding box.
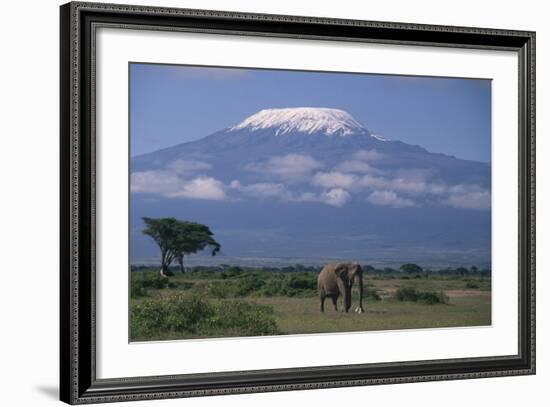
[353,168,447,197]
[131,170,180,194]
[321,188,351,207]
[132,158,490,211]
[246,154,323,180]
[367,190,415,208]
[390,177,447,195]
[168,177,226,200]
[358,174,390,189]
[445,185,491,209]
[229,179,352,207]
[131,171,226,200]
[334,150,384,174]
[312,171,358,189]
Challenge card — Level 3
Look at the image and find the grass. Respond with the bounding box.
[129,268,491,341]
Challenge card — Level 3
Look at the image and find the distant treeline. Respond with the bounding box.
[131,263,491,277]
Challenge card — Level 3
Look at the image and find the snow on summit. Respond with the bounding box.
[229,107,369,136]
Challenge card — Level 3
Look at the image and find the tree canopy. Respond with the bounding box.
[399,263,423,274]
[142,217,221,276]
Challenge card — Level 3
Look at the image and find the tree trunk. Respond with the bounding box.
[177,254,185,273]
[159,251,167,277]
[159,250,172,277]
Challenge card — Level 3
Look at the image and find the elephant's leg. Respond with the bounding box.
[320,292,326,312]
[331,295,338,311]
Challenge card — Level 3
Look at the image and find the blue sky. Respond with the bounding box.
[130,63,491,162]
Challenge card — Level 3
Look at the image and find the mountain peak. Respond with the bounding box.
[229,107,368,136]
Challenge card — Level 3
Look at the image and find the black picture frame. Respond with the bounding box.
[60,2,536,404]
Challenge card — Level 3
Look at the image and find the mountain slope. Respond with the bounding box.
[130,108,491,267]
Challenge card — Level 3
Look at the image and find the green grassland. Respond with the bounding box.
[130,267,491,341]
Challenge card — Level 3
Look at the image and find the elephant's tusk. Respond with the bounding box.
[354,307,363,314]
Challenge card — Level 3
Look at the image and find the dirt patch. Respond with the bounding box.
[446,290,491,298]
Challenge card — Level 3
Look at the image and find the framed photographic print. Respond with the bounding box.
[60,1,536,404]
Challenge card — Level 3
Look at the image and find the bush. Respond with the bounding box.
[211,301,279,336]
[287,273,317,290]
[206,271,318,298]
[207,281,233,298]
[130,271,181,298]
[131,296,213,337]
[131,296,279,339]
[418,291,449,305]
[394,287,448,305]
[365,287,381,301]
[207,275,266,298]
[465,281,479,289]
[130,280,148,298]
[234,275,266,296]
[259,278,286,297]
[394,287,418,302]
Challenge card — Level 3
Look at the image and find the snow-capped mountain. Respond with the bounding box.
[130,108,491,267]
[229,107,369,136]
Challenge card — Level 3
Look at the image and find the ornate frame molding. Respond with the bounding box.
[60,2,535,404]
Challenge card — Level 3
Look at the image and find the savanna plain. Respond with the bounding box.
[130,265,491,341]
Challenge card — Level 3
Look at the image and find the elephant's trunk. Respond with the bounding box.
[344,287,352,312]
[355,271,364,313]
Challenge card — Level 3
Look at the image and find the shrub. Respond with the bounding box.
[259,278,285,297]
[131,296,214,337]
[130,271,182,297]
[177,281,193,290]
[418,291,449,305]
[212,301,279,336]
[188,268,217,278]
[130,296,279,339]
[207,271,318,298]
[394,287,448,305]
[207,281,233,299]
[394,287,419,302]
[234,275,265,296]
[465,281,479,289]
[130,280,148,298]
[365,287,381,301]
[287,273,317,290]
[134,272,170,288]
[224,266,243,278]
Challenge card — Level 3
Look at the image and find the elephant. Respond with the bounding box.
[318,263,364,313]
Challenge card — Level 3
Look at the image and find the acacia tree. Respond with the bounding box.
[172,221,220,273]
[400,263,423,275]
[142,217,221,276]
